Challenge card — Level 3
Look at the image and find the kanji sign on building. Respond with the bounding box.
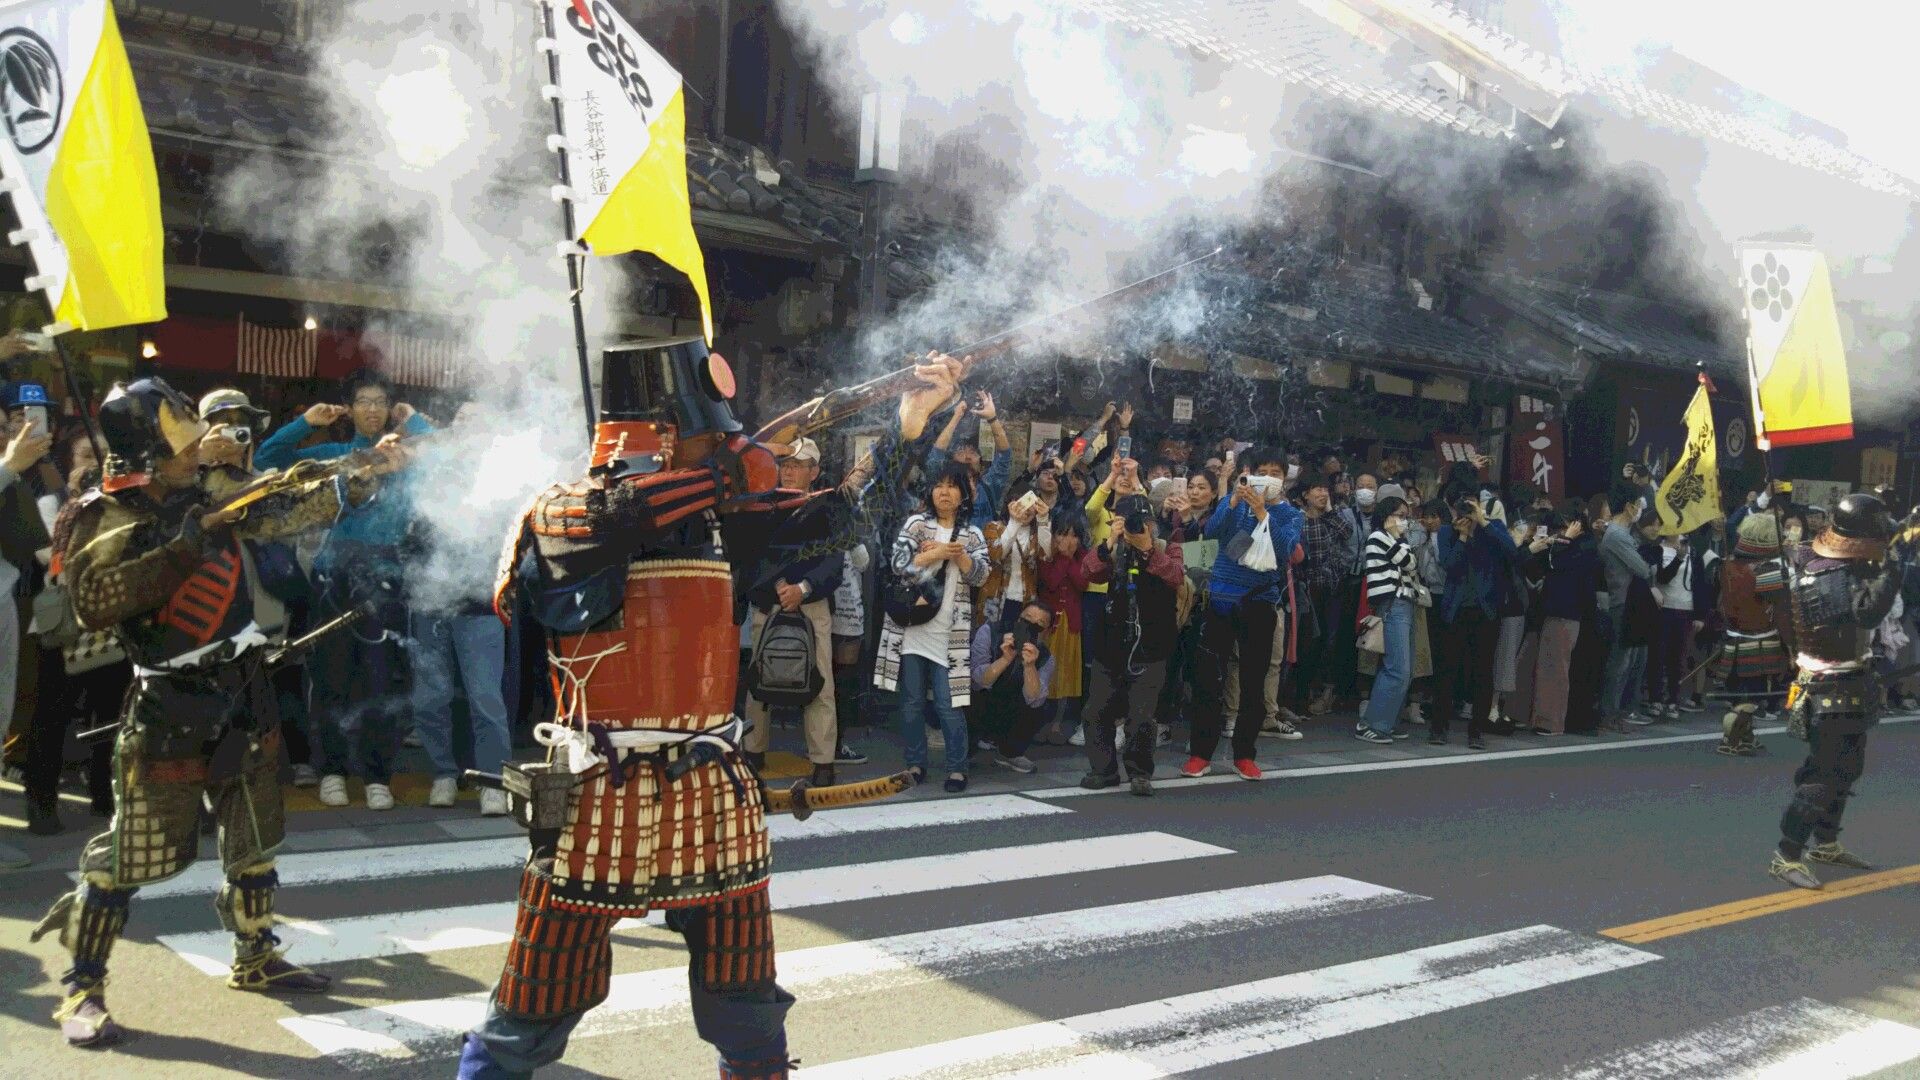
[1507,394,1564,500]
[1434,433,1486,476]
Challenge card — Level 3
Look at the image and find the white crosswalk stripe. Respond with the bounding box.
[96,794,1071,900]
[1531,998,1920,1079]
[282,875,1427,1068]
[109,790,1920,1076]
[158,831,1229,974]
[803,925,1659,1078]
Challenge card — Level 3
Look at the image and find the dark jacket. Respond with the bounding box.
[746,551,843,614]
[1436,520,1517,621]
[1533,535,1600,622]
[1085,538,1185,667]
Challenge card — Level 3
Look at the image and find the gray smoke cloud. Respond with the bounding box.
[766,0,1299,374]
[774,0,1920,426]
[215,1,622,613]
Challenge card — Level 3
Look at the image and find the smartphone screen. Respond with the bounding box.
[23,405,47,439]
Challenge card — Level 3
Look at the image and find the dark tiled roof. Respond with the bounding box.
[1464,270,1743,379]
[1207,250,1559,384]
[123,35,957,284]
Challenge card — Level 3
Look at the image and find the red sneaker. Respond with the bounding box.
[1179,756,1210,778]
[1233,758,1263,781]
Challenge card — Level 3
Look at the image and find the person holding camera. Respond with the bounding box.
[1080,485,1185,794]
[975,600,1057,774]
[1185,448,1304,781]
[197,389,322,789]
[926,391,1011,530]
[1430,495,1518,749]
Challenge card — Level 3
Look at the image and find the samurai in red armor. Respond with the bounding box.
[459,339,959,1080]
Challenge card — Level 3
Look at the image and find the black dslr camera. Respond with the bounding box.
[1118,493,1152,536]
[1013,617,1052,671]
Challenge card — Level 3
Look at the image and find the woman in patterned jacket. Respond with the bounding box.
[873,464,991,792]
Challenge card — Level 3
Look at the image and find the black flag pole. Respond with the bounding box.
[46,326,103,463]
[537,0,599,443]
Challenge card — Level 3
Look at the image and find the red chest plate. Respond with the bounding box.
[548,557,736,732]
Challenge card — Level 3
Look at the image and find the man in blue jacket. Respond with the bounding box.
[1182,446,1304,781]
[255,369,432,811]
[1431,496,1517,750]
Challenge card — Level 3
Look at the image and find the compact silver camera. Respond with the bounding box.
[210,422,252,445]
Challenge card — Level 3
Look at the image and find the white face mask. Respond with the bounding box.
[1354,489,1376,509]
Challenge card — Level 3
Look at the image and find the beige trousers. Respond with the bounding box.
[1224,612,1288,724]
[744,599,838,764]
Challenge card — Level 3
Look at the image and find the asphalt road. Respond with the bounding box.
[3,722,1920,1079]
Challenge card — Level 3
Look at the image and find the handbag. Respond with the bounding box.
[1357,612,1386,654]
[883,572,944,627]
[32,581,80,649]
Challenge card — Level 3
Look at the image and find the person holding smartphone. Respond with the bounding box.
[0,381,56,807]
[1429,495,1518,749]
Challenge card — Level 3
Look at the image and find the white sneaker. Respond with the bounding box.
[428,776,459,808]
[1068,727,1085,747]
[290,764,320,788]
[1260,721,1305,740]
[1156,724,1173,748]
[365,783,395,811]
[479,789,510,817]
[1402,703,1425,725]
[317,774,349,807]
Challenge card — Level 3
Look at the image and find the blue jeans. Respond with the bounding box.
[1362,600,1414,735]
[1605,599,1651,718]
[410,612,513,779]
[897,653,968,774]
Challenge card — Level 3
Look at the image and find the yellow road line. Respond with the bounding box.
[1602,864,1920,944]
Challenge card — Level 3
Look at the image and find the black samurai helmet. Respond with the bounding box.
[598,336,741,437]
[97,377,207,478]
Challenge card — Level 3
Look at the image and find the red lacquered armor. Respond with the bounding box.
[548,558,737,732]
[544,555,770,913]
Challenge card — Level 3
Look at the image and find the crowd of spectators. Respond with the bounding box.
[7,363,1920,834]
[810,396,1920,799]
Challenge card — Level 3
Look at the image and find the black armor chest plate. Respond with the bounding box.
[1791,562,1867,664]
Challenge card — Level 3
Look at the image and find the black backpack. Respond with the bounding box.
[748,609,825,708]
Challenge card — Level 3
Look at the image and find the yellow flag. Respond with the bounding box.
[1739,244,1852,448]
[1656,382,1721,537]
[0,0,165,332]
[551,1,712,343]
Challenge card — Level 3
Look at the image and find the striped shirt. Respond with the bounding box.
[1364,530,1415,605]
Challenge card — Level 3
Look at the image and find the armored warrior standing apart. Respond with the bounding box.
[31,377,409,1046]
[1769,492,1901,890]
[459,339,958,1080]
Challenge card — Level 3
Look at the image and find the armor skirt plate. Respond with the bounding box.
[548,751,771,913]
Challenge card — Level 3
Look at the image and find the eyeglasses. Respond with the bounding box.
[352,396,391,409]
